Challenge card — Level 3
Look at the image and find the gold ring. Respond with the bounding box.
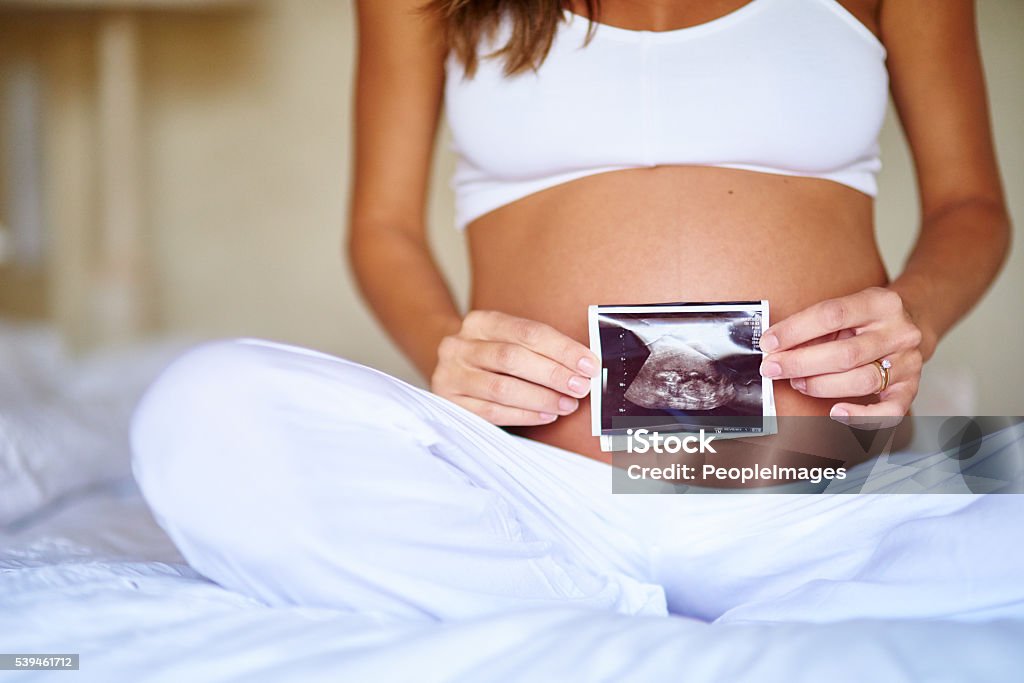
[872,359,892,394]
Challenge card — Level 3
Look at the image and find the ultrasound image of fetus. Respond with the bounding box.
[624,336,738,411]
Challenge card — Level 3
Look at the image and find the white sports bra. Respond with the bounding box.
[443,0,889,231]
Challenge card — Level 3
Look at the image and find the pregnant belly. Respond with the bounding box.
[465,165,890,462]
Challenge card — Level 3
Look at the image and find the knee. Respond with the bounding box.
[130,340,273,520]
[130,338,435,524]
[132,339,269,455]
[131,338,418,456]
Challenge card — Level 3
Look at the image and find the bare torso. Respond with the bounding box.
[468,166,887,461]
[457,0,888,464]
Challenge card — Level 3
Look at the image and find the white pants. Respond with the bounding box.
[131,339,1024,623]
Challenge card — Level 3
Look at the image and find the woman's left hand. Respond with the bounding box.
[758,287,925,427]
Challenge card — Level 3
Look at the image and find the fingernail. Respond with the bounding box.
[830,406,850,423]
[567,376,589,395]
[558,396,578,413]
[760,333,779,352]
[760,361,781,378]
[578,357,597,376]
[539,412,557,422]
[791,378,806,391]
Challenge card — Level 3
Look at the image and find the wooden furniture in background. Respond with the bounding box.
[0,0,248,347]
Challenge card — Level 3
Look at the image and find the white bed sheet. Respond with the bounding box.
[1,324,1023,682]
[2,479,1023,682]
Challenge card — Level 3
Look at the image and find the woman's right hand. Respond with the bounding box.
[431,310,600,426]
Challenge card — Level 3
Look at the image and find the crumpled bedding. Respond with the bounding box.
[0,321,187,526]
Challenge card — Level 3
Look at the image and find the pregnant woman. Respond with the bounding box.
[132,0,1021,623]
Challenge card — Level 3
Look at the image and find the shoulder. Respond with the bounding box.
[355,0,446,59]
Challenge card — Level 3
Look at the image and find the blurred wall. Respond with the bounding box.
[1,0,1021,413]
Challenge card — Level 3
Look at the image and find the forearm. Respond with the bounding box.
[349,227,462,379]
[889,198,1011,361]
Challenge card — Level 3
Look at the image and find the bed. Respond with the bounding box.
[2,320,1023,682]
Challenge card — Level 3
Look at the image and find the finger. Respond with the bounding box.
[760,288,901,353]
[792,350,921,399]
[791,364,886,399]
[450,395,560,427]
[460,367,580,416]
[761,332,885,379]
[466,340,592,399]
[464,311,599,376]
[829,382,916,431]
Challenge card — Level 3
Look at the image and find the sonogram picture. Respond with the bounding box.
[588,301,776,451]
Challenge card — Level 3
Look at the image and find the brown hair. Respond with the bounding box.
[422,0,599,77]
